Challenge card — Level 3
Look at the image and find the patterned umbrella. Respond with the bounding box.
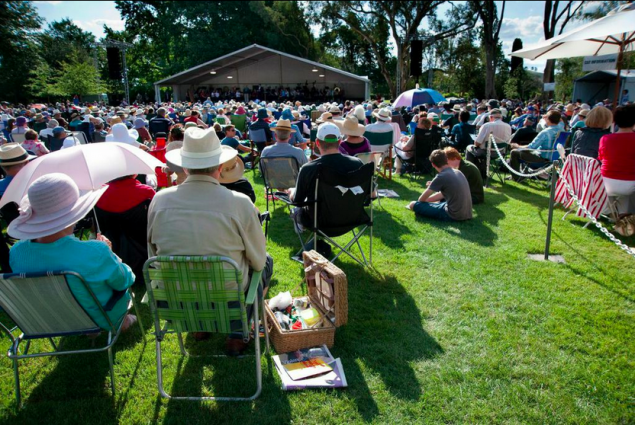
[392,88,446,108]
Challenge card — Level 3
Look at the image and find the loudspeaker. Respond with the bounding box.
[106,48,122,80]
[410,40,423,77]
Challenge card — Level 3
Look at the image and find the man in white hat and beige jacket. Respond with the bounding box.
[147,127,272,349]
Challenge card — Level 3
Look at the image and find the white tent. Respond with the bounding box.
[154,44,370,102]
[572,70,635,104]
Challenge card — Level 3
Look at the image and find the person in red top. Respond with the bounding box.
[183,110,208,128]
[97,175,156,213]
[598,104,635,214]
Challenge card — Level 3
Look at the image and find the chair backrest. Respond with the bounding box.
[215,117,225,125]
[143,256,249,337]
[78,122,94,143]
[354,152,377,165]
[301,119,311,130]
[273,111,282,120]
[72,131,88,145]
[551,131,571,161]
[408,121,417,135]
[249,128,267,143]
[149,117,170,135]
[230,114,247,133]
[11,133,26,144]
[314,162,374,236]
[311,110,320,122]
[260,156,300,190]
[364,130,393,146]
[0,272,105,337]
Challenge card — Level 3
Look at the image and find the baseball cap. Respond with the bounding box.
[316,122,341,142]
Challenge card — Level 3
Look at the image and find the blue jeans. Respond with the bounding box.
[413,201,453,221]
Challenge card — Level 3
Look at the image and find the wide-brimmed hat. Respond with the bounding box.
[272,119,296,133]
[0,143,36,166]
[8,173,107,240]
[218,152,245,184]
[133,118,147,129]
[257,108,268,119]
[47,119,59,129]
[341,116,365,137]
[165,127,237,170]
[452,104,462,112]
[373,108,392,122]
[105,123,139,146]
[316,112,333,124]
[329,105,342,114]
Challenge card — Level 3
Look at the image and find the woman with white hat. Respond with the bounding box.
[106,123,149,151]
[339,116,371,156]
[8,173,137,332]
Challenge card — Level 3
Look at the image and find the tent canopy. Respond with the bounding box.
[572,70,635,104]
[155,44,370,101]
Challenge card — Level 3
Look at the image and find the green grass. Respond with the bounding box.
[1,173,634,424]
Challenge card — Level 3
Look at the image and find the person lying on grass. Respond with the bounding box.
[407,149,473,222]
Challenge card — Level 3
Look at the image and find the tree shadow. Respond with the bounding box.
[332,264,444,422]
[158,334,291,425]
[415,191,508,247]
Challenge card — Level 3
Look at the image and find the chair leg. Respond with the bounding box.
[155,339,170,399]
[177,332,188,356]
[131,293,145,338]
[24,340,31,355]
[107,332,116,396]
[251,296,263,400]
[12,357,21,408]
[260,290,270,355]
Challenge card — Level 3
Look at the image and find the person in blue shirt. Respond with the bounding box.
[220,125,253,163]
[509,110,562,180]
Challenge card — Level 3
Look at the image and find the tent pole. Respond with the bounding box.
[613,37,625,109]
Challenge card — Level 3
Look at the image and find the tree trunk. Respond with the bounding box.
[484,42,497,98]
[542,58,556,100]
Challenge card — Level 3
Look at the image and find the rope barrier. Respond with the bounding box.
[556,164,635,259]
[486,135,556,179]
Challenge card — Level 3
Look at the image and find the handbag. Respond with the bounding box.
[614,214,635,237]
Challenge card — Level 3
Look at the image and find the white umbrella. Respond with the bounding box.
[512,3,635,105]
[0,143,164,209]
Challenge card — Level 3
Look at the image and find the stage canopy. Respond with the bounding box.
[154,44,370,102]
[572,70,635,104]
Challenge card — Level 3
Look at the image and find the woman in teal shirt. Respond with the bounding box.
[8,173,136,331]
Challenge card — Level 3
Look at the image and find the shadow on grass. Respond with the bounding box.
[414,191,508,247]
[333,264,443,422]
[156,333,291,425]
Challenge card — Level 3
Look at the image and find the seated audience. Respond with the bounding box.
[221,124,253,162]
[407,149,473,221]
[339,116,371,156]
[0,144,35,197]
[509,110,562,180]
[8,173,137,331]
[261,119,307,166]
[21,129,49,157]
[466,109,512,179]
[570,106,612,159]
[598,104,635,214]
[134,118,152,144]
[394,115,431,175]
[510,116,538,145]
[449,110,476,151]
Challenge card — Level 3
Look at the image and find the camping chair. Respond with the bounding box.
[486,135,511,186]
[364,130,394,180]
[230,115,247,133]
[0,271,143,407]
[10,133,26,144]
[78,122,94,143]
[293,162,375,267]
[259,156,300,213]
[71,131,89,145]
[247,128,269,171]
[311,110,320,122]
[394,128,435,179]
[143,256,268,401]
[518,131,570,186]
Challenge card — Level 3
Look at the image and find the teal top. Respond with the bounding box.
[9,235,134,330]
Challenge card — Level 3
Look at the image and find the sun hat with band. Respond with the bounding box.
[106,123,140,147]
[316,112,333,124]
[218,154,245,184]
[0,143,36,167]
[341,116,365,137]
[373,108,392,122]
[165,127,237,170]
[8,173,107,240]
[272,119,296,133]
[316,122,341,143]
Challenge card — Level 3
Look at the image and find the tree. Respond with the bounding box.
[38,19,96,69]
[0,1,43,102]
[472,1,506,99]
[51,54,105,99]
[555,57,584,102]
[542,1,584,98]
[510,38,523,74]
[28,62,57,101]
[313,1,474,98]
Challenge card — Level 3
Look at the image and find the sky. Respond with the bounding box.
[33,1,594,73]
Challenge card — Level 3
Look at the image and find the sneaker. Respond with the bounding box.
[120,314,138,333]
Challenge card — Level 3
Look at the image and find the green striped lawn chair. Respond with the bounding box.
[229,114,247,133]
[143,255,268,401]
[0,271,143,408]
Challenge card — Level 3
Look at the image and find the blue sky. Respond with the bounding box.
[33,1,594,71]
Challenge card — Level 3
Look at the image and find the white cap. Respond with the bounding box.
[316,122,341,142]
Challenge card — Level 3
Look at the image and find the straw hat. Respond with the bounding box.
[165,127,237,170]
[341,116,365,137]
[316,112,333,124]
[373,108,392,122]
[0,143,36,166]
[272,119,296,133]
[218,154,245,183]
[8,173,107,240]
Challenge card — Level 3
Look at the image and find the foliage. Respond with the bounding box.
[555,57,584,102]
[27,62,56,100]
[37,19,96,68]
[50,54,106,98]
[471,1,506,98]
[433,33,485,98]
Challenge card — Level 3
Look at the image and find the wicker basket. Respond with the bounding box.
[265,250,348,353]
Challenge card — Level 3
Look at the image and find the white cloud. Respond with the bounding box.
[500,15,544,40]
[73,19,125,37]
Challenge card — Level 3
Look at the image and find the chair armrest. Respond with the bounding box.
[245,270,263,305]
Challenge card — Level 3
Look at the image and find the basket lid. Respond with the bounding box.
[302,250,348,327]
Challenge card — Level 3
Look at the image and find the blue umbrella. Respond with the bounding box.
[393,88,446,108]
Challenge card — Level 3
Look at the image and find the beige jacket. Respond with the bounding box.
[147,174,266,290]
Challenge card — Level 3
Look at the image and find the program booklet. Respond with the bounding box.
[273,345,348,390]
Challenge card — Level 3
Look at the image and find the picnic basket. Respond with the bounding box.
[265,250,348,353]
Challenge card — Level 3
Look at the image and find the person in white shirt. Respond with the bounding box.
[473,100,501,129]
[465,109,512,179]
[39,119,59,140]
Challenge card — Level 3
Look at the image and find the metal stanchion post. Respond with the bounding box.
[544,161,559,260]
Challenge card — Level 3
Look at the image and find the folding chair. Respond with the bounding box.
[230,115,247,133]
[518,131,569,186]
[0,271,143,407]
[71,131,89,145]
[259,156,300,213]
[143,256,269,401]
[294,162,375,267]
[394,128,435,179]
[364,130,394,180]
[486,135,511,186]
[10,133,26,144]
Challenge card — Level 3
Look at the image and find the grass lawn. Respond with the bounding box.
[0,172,633,424]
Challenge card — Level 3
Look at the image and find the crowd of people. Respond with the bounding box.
[0,92,633,353]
